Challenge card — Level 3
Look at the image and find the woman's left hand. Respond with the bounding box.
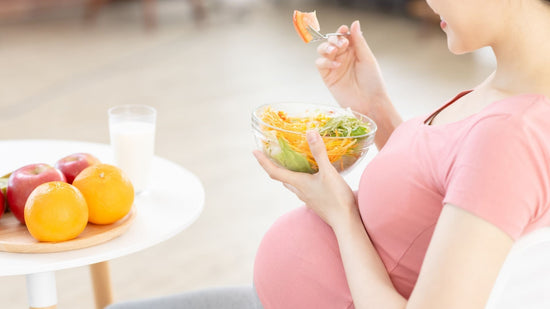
[253,130,359,228]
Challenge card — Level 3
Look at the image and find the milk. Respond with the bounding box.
[109,121,155,193]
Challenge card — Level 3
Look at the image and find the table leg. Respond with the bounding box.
[90,261,114,309]
[26,272,57,309]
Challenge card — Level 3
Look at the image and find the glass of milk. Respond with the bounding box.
[108,105,156,194]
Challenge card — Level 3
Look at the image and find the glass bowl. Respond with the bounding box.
[252,103,377,174]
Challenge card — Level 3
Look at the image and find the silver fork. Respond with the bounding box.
[307,25,350,43]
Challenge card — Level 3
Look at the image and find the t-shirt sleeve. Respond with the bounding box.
[443,113,550,240]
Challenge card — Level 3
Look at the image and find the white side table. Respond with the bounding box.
[0,140,205,309]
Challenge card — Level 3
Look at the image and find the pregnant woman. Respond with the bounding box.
[253,0,550,308]
[107,0,550,308]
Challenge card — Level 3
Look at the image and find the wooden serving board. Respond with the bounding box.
[0,208,136,253]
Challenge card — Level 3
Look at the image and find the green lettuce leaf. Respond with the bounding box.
[319,114,370,137]
[272,137,314,173]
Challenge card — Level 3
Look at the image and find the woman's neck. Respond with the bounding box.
[489,1,550,98]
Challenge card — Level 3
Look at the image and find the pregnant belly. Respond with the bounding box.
[253,207,354,309]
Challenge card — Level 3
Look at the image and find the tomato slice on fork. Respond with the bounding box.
[293,10,320,43]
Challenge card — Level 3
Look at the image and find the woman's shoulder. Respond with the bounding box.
[477,93,550,129]
[455,93,550,159]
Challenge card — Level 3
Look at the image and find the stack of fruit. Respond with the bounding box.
[0,153,134,243]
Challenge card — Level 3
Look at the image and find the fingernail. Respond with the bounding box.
[332,61,341,68]
[306,130,318,143]
[336,39,345,48]
[326,45,335,53]
[352,20,362,34]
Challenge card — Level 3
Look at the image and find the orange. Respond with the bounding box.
[25,181,88,242]
[73,164,134,225]
[293,10,320,43]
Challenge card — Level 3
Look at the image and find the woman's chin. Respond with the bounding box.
[447,39,474,55]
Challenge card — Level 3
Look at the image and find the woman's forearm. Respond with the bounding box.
[333,209,407,309]
[367,96,403,151]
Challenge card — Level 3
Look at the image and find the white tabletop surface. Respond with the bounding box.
[0,140,204,276]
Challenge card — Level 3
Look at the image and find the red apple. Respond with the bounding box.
[7,164,66,224]
[0,188,4,220]
[0,173,7,219]
[54,153,101,184]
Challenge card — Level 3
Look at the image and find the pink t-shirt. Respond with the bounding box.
[254,91,550,308]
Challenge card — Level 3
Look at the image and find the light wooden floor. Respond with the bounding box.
[0,0,494,307]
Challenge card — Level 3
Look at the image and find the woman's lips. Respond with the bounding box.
[440,19,447,29]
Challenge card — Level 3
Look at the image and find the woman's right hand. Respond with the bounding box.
[316,21,390,116]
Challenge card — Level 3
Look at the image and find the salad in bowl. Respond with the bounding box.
[252,103,377,174]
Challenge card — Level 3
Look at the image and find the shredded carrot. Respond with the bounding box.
[260,107,359,171]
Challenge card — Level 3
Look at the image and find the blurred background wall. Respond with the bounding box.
[0,0,439,26]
